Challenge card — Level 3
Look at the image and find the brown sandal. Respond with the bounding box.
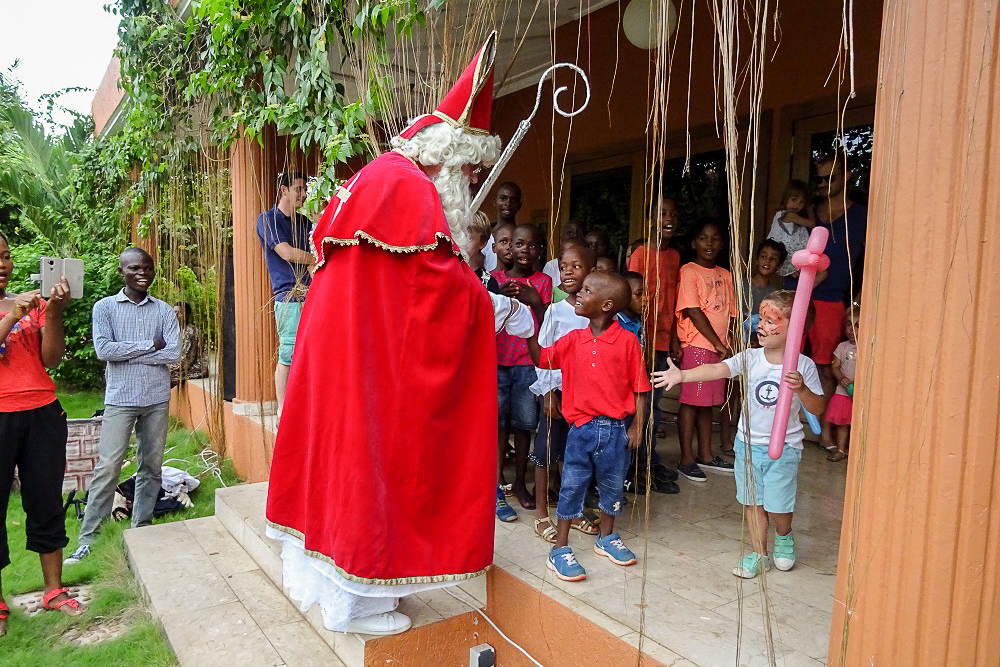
[571,517,600,535]
[42,588,83,616]
[827,449,848,462]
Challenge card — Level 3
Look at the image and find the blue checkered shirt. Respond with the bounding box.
[92,290,181,407]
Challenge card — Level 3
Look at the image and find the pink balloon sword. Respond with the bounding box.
[768,227,830,460]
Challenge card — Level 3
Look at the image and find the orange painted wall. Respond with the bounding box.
[92,56,125,138]
[171,381,275,483]
[828,1,1000,665]
[360,568,664,667]
[489,0,884,235]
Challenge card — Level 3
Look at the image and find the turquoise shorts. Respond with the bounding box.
[733,439,802,514]
[274,300,303,366]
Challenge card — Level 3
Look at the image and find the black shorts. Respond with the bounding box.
[530,394,570,467]
[0,399,69,569]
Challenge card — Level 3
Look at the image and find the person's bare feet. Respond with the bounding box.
[513,485,536,510]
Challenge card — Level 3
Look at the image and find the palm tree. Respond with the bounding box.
[0,69,91,255]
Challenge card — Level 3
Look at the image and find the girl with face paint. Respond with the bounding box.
[653,291,827,579]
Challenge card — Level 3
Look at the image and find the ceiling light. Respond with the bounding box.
[622,0,678,50]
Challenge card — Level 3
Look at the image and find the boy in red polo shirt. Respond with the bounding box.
[527,272,650,582]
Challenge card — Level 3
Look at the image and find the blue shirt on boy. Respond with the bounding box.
[616,311,643,347]
[257,206,312,300]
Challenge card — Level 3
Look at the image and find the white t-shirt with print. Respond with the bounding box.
[723,348,823,449]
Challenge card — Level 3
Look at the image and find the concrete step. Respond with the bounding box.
[125,516,346,667]
[213,483,487,667]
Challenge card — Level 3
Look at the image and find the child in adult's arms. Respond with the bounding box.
[653,291,826,578]
[0,232,84,637]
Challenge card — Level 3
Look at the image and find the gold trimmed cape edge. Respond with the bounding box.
[314,230,461,269]
[266,519,492,585]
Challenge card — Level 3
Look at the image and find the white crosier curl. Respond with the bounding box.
[391,122,501,259]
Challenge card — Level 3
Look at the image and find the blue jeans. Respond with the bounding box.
[78,402,170,546]
[497,365,539,431]
[557,417,628,520]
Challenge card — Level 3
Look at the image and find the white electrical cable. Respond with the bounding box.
[161,430,228,488]
[443,587,548,667]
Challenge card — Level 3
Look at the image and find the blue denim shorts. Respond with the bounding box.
[497,365,539,431]
[530,403,568,467]
[733,439,802,513]
[556,417,628,520]
[274,300,303,366]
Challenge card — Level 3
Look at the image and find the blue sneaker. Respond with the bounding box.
[594,532,637,566]
[773,532,795,571]
[733,552,771,579]
[495,487,517,522]
[547,546,587,581]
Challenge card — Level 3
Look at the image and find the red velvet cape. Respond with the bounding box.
[265,151,498,584]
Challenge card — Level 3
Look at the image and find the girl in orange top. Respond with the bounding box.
[674,219,738,482]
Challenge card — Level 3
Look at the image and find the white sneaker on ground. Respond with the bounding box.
[346,611,412,636]
[63,545,91,565]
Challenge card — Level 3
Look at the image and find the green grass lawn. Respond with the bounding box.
[56,389,105,420]
[2,421,242,666]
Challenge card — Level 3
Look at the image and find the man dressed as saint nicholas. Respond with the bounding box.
[265,33,532,636]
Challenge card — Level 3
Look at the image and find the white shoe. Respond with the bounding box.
[346,611,412,636]
[63,545,91,565]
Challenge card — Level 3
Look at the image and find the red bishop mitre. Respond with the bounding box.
[399,32,497,140]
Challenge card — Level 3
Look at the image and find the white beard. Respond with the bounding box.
[429,166,473,259]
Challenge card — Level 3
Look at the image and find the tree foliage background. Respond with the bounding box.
[1,67,127,388]
[0,1,444,388]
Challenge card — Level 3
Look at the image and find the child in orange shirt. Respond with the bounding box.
[674,219,738,482]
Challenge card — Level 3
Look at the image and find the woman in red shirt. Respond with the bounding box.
[0,233,83,636]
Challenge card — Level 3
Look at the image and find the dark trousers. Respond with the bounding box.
[0,399,69,570]
[629,351,668,476]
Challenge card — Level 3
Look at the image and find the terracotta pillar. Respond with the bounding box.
[829,2,1000,666]
[230,128,280,405]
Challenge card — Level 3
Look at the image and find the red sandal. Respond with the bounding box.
[0,601,9,637]
[42,588,82,616]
